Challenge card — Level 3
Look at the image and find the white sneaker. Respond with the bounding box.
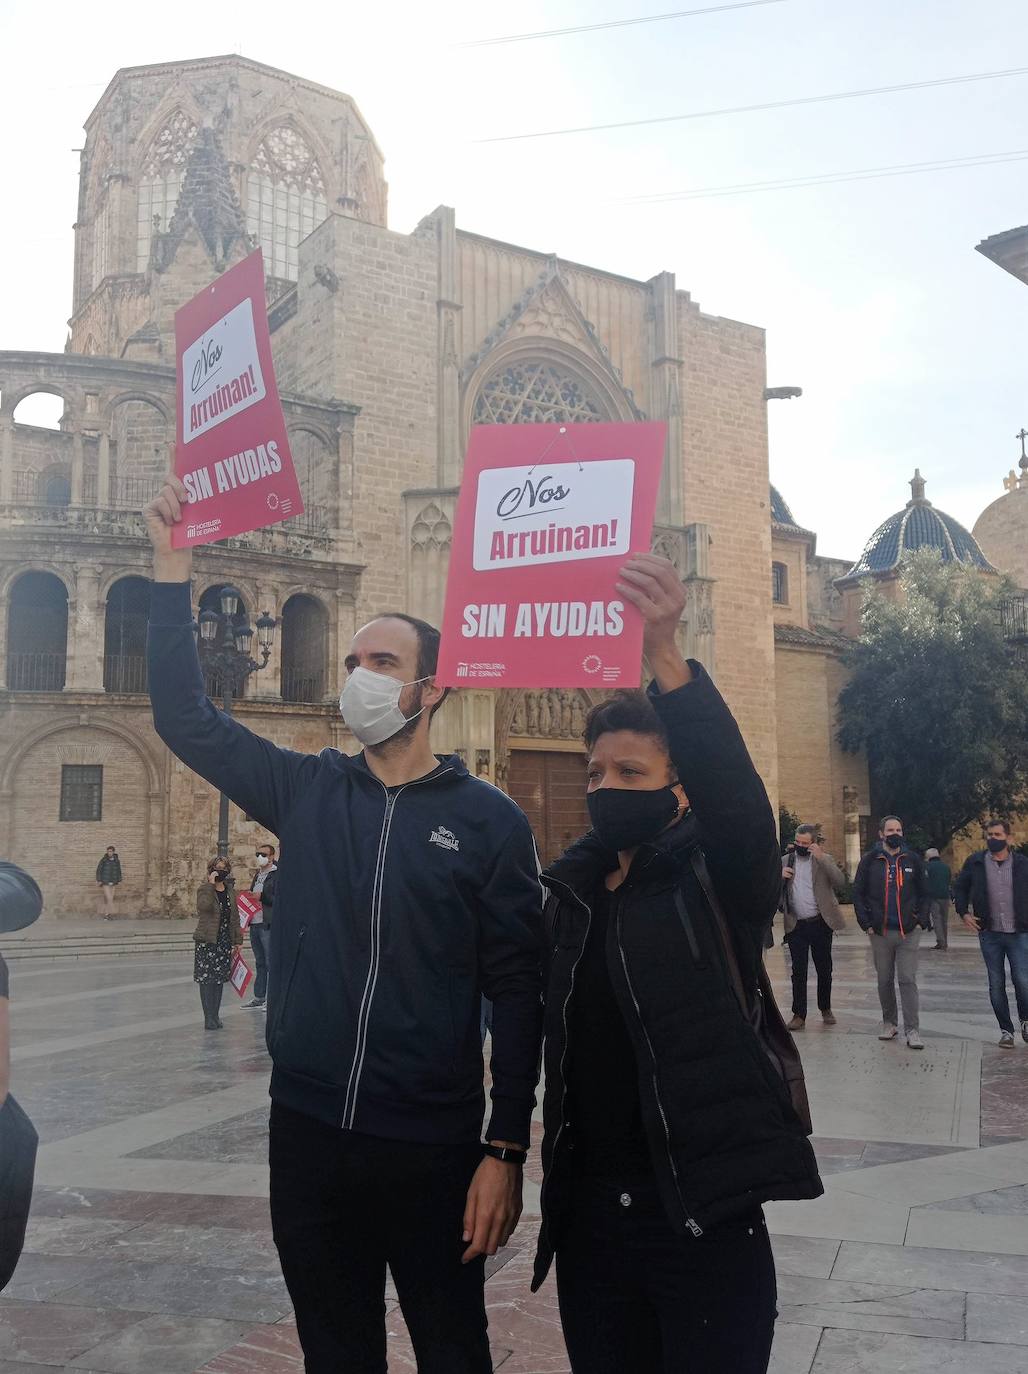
[878,1024,898,1040]
[906,1030,924,1050]
[1000,1031,1016,1048]
[243,999,265,1010]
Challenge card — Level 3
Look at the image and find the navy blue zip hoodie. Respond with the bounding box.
[147,582,543,1147]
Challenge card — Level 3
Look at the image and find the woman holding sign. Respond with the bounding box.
[193,859,242,1030]
[532,553,822,1374]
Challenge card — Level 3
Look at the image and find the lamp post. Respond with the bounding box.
[193,585,277,859]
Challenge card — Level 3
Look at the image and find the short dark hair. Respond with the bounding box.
[879,814,902,831]
[583,691,669,753]
[372,613,450,718]
[256,842,276,855]
[986,819,1012,835]
[796,824,819,838]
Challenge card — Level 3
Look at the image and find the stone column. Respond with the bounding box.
[70,431,85,505]
[68,561,105,692]
[336,420,355,537]
[254,583,282,700]
[436,207,463,488]
[648,272,685,526]
[97,432,111,507]
[0,417,13,504]
[682,522,715,673]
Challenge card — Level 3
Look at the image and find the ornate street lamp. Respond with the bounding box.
[194,590,278,858]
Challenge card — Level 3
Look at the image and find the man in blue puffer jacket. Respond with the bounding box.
[145,475,542,1374]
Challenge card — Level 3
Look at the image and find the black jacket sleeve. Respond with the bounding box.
[953,858,974,917]
[852,853,873,929]
[261,869,277,914]
[649,663,780,929]
[147,582,321,835]
[475,811,544,1148]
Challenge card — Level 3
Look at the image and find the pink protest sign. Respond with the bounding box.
[436,422,665,690]
[172,248,304,547]
[230,949,254,998]
[236,891,261,931]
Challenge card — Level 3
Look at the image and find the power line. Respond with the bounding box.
[475,65,1028,142]
[618,147,1028,203]
[457,0,786,49]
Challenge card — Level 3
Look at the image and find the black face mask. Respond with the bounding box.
[587,785,681,853]
[987,837,1008,854]
[884,834,903,851]
[794,846,811,859]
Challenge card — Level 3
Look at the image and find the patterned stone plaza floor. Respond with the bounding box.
[5,923,1028,1372]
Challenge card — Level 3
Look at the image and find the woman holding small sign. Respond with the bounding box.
[193,858,242,1030]
[532,553,822,1374]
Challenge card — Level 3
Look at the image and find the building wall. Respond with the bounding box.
[775,643,870,867]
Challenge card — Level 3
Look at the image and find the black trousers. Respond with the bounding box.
[269,1103,491,1374]
[555,1175,777,1374]
[785,917,834,1019]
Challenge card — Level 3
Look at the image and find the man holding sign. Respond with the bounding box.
[143,475,542,1374]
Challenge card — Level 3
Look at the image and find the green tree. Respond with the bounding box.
[778,805,801,849]
[837,550,1028,852]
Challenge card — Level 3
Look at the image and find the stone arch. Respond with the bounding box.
[102,391,171,429]
[0,563,74,601]
[244,118,330,281]
[0,715,162,916]
[5,570,69,692]
[7,386,72,426]
[280,593,330,703]
[134,103,202,270]
[286,425,335,533]
[37,462,72,507]
[103,575,151,694]
[462,338,634,441]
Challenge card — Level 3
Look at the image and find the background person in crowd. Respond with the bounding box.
[955,820,1028,1049]
[95,845,122,919]
[532,553,821,1374]
[924,848,953,950]
[144,473,543,1374]
[244,843,277,1011]
[194,858,241,1031]
[0,860,44,1293]
[853,816,930,1050]
[780,825,847,1031]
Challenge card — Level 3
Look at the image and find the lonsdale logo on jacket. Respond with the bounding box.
[429,826,460,852]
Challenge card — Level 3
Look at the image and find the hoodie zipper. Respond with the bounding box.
[614,892,704,1238]
[341,767,454,1130]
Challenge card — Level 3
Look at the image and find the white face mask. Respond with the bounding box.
[339,667,430,747]
[255,855,269,867]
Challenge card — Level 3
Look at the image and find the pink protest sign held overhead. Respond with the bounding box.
[436,422,665,690]
[172,248,304,547]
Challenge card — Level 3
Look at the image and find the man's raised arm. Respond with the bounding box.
[144,475,317,835]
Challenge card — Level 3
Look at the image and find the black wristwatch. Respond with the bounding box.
[483,1143,527,1165]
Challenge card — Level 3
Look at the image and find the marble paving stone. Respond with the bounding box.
[823,1157,1028,1208]
[68,1314,254,1372]
[905,1208,1028,1257]
[771,1235,842,1279]
[768,1321,823,1374]
[833,1241,1028,1296]
[777,1273,966,1340]
[764,1189,908,1244]
[923,1184,1028,1215]
[100,1221,282,1273]
[0,1301,141,1366]
[0,1253,125,1304]
[966,1292,1028,1345]
[795,1035,981,1147]
[127,1108,269,1163]
[194,1323,304,1373]
[0,1365,107,1373]
[55,1257,292,1323]
[811,1328,1028,1372]
[22,1215,139,1256]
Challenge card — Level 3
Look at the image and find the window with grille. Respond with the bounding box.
[246,125,327,281]
[472,360,607,426]
[772,562,788,605]
[60,765,103,822]
[137,111,199,269]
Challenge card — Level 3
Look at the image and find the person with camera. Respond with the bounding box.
[532,554,822,1374]
[780,825,847,1031]
[193,858,241,1030]
[853,816,930,1049]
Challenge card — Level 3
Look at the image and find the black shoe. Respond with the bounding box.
[204,1020,221,1031]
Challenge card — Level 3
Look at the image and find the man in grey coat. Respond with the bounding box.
[781,824,847,1030]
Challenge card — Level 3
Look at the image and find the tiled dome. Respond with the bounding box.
[770,484,799,527]
[845,471,995,580]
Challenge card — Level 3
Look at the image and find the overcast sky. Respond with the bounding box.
[3,0,1026,559]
